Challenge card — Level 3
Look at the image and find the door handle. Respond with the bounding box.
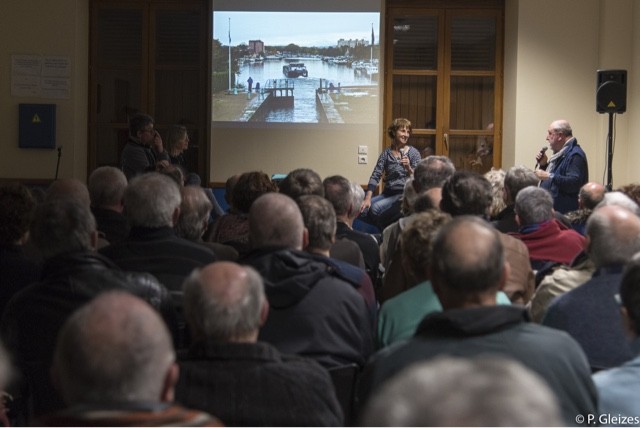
[443,133,449,151]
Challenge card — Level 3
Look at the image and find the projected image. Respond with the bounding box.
[212,11,380,124]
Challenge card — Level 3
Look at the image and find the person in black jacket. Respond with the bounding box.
[1,198,176,423]
[120,113,169,180]
[176,261,343,426]
[241,192,374,368]
[357,216,597,426]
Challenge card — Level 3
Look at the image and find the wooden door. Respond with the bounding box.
[89,0,209,181]
[385,0,504,173]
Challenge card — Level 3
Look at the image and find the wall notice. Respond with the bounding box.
[12,54,71,99]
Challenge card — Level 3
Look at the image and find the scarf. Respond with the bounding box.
[547,138,573,173]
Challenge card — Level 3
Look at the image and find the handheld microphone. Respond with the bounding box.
[534,145,548,169]
[400,147,408,157]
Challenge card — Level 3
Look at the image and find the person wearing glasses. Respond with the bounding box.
[534,119,588,213]
[121,113,169,180]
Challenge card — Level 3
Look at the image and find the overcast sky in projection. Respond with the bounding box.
[213,12,380,48]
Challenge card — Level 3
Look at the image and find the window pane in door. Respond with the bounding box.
[156,10,201,66]
[392,75,437,130]
[451,16,495,71]
[448,135,494,174]
[393,15,438,70]
[96,69,142,124]
[409,135,436,159]
[98,9,142,67]
[449,76,494,130]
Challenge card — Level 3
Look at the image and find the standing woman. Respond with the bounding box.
[361,118,421,231]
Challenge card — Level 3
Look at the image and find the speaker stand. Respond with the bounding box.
[605,112,614,191]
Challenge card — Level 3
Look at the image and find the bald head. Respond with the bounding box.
[430,216,505,306]
[183,262,266,343]
[249,192,304,250]
[587,205,640,268]
[579,182,606,210]
[53,291,175,405]
[46,178,91,208]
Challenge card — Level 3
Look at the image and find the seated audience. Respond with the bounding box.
[323,175,381,286]
[484,167,507,220]
[45,178,91,207]
[362,356,563,427]
[616,183,640,208]
[176,186,238,261]
[241,193,374,368]
[378,192,436,304]
[100,172,216,293]
[0,182,40,318]
[176,262,343,426]
[597,190,640,215]
[564,181,607,235]
[278,167,324,199]
[529,191,639,322]
[543,205,640,371]
[297,195,376,327]
[41,291,220,427]
[378,156,455,302]
[492,165,539,233]
[411,155,456,207]
[593,254,640,420]
[377,210,511,349]
[358,216,597,425]
[439,171,535,304]
[527,251,595,323]
[1,198,175,420]
[88,166,130,244]
[511,186,585,271]
[379,179,418,275]
[120,113,169,180]
[207,171,277,256]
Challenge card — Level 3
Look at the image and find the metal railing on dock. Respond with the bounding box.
[263,79,294,97]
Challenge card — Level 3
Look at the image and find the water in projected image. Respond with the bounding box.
[239,59,377,123]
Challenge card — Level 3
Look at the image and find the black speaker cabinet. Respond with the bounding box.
[596,69,627,114]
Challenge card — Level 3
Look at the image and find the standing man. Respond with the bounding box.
[535,119,588,213]
[247,76,253,93]
[121,113,169,180]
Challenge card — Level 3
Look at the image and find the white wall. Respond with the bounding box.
[1,0,638,188]
[506,0,638,187]
[0,0,88,181]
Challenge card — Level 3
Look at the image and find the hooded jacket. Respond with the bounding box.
[242,247,374,368]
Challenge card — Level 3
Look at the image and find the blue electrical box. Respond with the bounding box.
[19,104,56,149]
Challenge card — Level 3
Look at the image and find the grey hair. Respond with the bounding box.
[504,165,539,204]
[587,206,640,268]
[363,356,563,427]
[183,265,265,342]
[176,186,212,241]
[596,191,640,216]
[298,194,337,252]
[551,120,573,137]
[515,186,554,226]
[30,199,96,259]
[413,155,456,192]
[53,291,175,404]
[124,173,181,228]
[350,181,365,215]
[88,166,128,208]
